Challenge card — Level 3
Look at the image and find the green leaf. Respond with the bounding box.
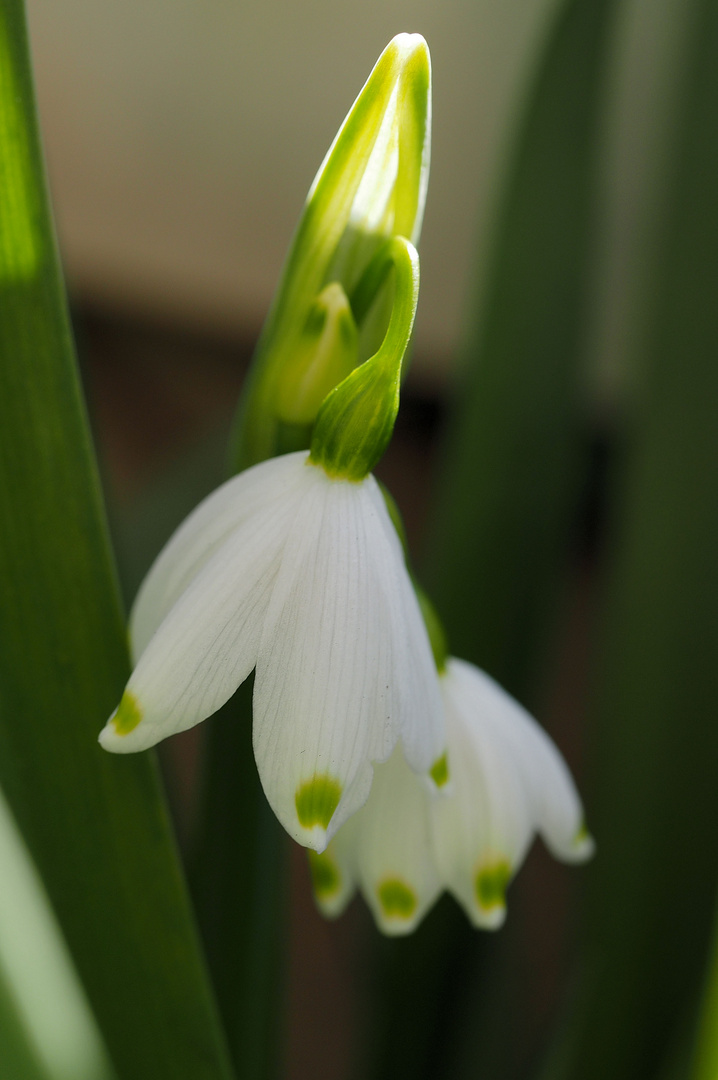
[425,0,617,693]
[0,5,233,1078]
[552,0,718,1075]
[0,967,50,1080]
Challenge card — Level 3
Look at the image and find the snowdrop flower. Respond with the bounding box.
[309,658,593,933]
[99,36,442,849]
[99,228,446,852]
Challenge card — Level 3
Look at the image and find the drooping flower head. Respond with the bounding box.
[309,657,593,934]
[99,37,446,852]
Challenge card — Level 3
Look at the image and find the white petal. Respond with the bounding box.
[430,660,535,928]
[99,474,309,753]
[353,747,442,935]
[253,467,441,851]
[366,484,446,780]
[460,664,593,862]
[431,659,591,928]
[130,452,310,660]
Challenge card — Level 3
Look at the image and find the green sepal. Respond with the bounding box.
[309,236,419,480]
[229,33,431,471]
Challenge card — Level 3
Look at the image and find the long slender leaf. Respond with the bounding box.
[0,5,233,1078]
[367,1,618,1077]
[550,0,718,1075]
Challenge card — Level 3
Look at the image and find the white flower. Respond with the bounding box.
[99,450,445,852]
[310,657,593,934]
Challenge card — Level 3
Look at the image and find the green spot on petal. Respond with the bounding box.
[295,775,342,830]
[575,821,590,844]
[308,851,341,899]
[377,878,417,919]
[112,691,143,736]
[475,860,512,912]
[430,752,449,788]
[573,820,595,857]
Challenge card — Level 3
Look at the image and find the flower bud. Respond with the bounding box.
[231,34,432,470]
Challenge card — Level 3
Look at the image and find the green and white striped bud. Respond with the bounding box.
[231,33,432,471]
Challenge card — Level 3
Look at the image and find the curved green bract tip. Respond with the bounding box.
[430,752,449,788]
[475,860,512,912]
[113,691,143,737]
[295,775,342,830]
[308,851,341,898]
[309,236,419,480]
[377,877,417,919]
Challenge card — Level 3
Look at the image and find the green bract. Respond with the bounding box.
[308,235,419,480]
[230,33,431,471]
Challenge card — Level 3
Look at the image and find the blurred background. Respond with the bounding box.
[14,0,718,1076]
[28,0,566,385]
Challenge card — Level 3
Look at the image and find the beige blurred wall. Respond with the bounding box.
[27,0,562,380]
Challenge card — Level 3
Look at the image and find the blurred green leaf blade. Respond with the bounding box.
[0,4,233,1078]
[0,967,51,1080]
[550,0,718,1075]
[425,0,617,694]
[368,0,619,1077]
